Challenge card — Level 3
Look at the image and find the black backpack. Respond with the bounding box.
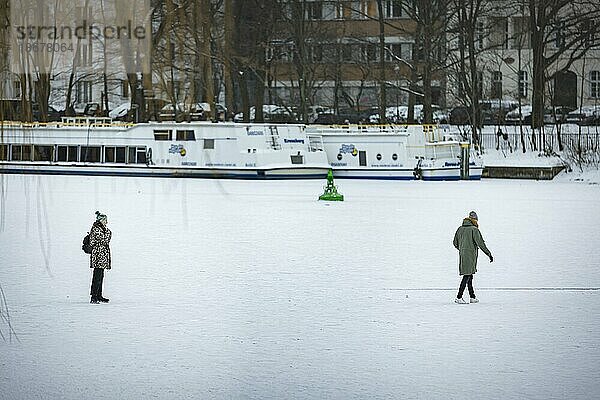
[82,233,92,254]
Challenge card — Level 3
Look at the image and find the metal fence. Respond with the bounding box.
[473,125,600,154]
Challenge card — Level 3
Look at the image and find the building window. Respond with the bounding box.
[384,1,402,18]
[11,145,32,161]
[57,146,79,162]
[361,43,378,62]
[76,81,93,104]
[309,44,324,62]
[77,43,93,67]
[591,71,600,98]
[512,17,530,49]
[385,43,412,62]
[554,22,565,49]
[356,0,371,19]
[335,1,344,19]
[75,5,93,66]
[104,146,126,163]
[476,21,485,50]
[176,130,196,141]
[307,1,323,20]
[341,44,354,62]
[154,129,172,141]
[81,146,101,163]
[168,80,182,99]
[13,80,21,98]
[335,1,353,19]
[491,71,502,99]
[489,17,508,49]
[518,70,528,98]
[128,146,147,164]
[33,145,54,162]
[122,80,129,97]
[203,139,215,149]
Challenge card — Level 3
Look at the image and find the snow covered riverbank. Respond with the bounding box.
[1,175,599,399]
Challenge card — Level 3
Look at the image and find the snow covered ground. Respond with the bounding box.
[1,175,599,400]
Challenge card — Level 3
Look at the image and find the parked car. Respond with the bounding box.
[159,103,184,122]
[307,105,334,123]
[81,103,102,117]
[544,106,576,124]
[109,103,132,121]
[314,113,355,124]
[449,106,473,125]
[32,104,64,122]
[234,105,297,123]
[480,99,518,125]
[566,106,600,125]
[197,102,227,121]
[505,105,532,124]
[159,103,205,122]
[189,103,207,121]
[368,104,447,124]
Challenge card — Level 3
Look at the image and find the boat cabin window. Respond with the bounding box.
[33,145,54,162]
[203,139,215,149]
[308,135,323,152]
[392,153,398,161]
[128,146,147,164]
[0,145,8,161]
[291,153,304,164]
[154,130,172,141]
[57,146,79,162]
[176,130,195,141]
[81,146,101,163]
[11,145,32,161]
[104,146,126,163]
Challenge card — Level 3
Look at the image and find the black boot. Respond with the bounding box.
[90,297,100,304]
[98,296,109,303]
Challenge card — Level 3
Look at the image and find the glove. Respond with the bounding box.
[489,255,494,263]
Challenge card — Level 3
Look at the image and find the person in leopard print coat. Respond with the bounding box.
[89,211,112,303]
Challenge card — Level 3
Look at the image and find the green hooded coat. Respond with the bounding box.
[453,218,491,275]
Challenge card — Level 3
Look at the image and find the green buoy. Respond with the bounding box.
[319,170,344,201]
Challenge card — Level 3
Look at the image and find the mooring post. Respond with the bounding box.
[460,142,470,180]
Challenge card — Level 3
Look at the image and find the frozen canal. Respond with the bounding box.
[1,174,599,399]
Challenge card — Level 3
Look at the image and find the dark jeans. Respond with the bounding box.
[457,274,475,299]
[90,268,104,299]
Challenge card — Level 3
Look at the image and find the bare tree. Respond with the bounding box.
[527,0,600,134]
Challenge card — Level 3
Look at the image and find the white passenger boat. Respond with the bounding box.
[306,124,482,180]
[0,118,330,179]
[308,125,416,180]
[417,141,483,181]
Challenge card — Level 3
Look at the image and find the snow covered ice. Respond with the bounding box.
[1,174,599,399]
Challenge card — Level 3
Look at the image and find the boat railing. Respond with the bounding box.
[306,124,415,135]
[0,119,134,128]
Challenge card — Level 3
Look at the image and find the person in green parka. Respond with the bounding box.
[453,211,493,304]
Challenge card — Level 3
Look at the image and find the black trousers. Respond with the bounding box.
[457,274,475,299]
[90,268,104,298]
